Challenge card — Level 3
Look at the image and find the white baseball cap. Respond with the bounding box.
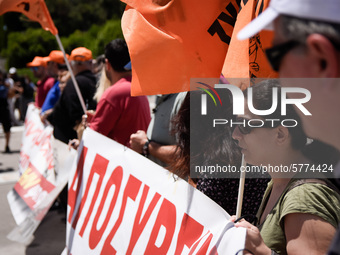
[238,0,340,40]
[9,67,16,74]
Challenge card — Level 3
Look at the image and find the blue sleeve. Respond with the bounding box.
[41,81,61,113]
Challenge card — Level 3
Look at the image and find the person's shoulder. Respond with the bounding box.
[117,76,132,87]
[287,179,339,195]
[76,70,96,84]
[108,79,131,95]
[283,179,339,203]
[280,180,340,226]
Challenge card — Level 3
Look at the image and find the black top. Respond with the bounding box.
[197,177,270,219]
[48,70,97,144]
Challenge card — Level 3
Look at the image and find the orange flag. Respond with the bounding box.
[121,0,240,96]
[222,0,277,83]
[0,0,58,35]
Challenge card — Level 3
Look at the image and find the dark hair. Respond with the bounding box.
[279,15,340,50]
[247,79,307,150]
[104,39,130,72]
[171,90,242,181]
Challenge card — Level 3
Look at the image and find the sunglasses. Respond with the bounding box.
[233,117,279,135]
[265,40,300,72]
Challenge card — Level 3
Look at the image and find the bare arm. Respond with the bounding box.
[234,212,336,255]
[129,130,176,164]
[148,141,176,164]
[284,213,336,255]
[40,108,53,123]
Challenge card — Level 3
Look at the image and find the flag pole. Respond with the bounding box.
[236,154,246,218]
[55,34,87,114]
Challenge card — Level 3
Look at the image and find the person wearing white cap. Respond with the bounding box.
[236,0,340,254]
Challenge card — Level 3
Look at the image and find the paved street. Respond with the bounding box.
[0,97,156,255]
[0,125,65,255]
[0,125,26,255]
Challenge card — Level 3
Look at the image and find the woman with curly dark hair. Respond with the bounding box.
[171,88,270,218]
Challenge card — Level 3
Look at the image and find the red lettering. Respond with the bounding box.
[126,185,161,254]
[25,120,35,136]
[174,214,204,254]
[41,139,54,170]
[67,146,87,224]
[25,123,43,137]
[20,152,30,169]
[144,199,176,254]
[88,166,123,249]
[209,246,218,255]
[76,154,109,234]
[33,132,50,146]
[189,233,214,255]
[101,175,142,254]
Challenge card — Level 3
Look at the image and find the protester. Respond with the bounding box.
[8,67,22,122]
[238,0,340,253]
[8,67,34,122]
[21,75,35,119]
[57,71,70,93]
[41,71,70,123]
[40,50,69,116]
[47,47,97,144]
[5,68,18,125]
[231,80,340,255]
[27,56,54,108]
[170,91,269,216]
[0,70,12,153]
[70,39,150,148]
[129,92,186,167]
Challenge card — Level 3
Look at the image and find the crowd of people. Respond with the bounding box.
[0,66,35,153]
[1,0,340,254]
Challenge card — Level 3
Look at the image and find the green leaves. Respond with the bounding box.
[1,0,126,70]
[3,19,123,69]
[5,28,56,68]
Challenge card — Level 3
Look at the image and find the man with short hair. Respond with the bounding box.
[238,0,340,152]
[88,39,151,147]
[48,47,97,144]
[27,56,54,108]
[238,0,340,254]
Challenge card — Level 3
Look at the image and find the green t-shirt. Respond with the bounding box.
[257,179,340,255]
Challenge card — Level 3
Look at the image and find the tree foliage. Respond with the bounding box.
[4,28,57,68]
[2,19,123,69]
[2,0,125,37]
[1,1,126,69]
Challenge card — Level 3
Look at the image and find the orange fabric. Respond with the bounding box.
[49,50,69,64]
[222,0,278,86]
[121,0,240,96]
[69,47,93,62]
[27,56,47,67]
[0,0,58,35]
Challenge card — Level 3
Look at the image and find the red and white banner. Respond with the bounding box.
[19,104,54,176]
[14,104,56,211]
[7,104,77,244]
[65,128,246,254]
